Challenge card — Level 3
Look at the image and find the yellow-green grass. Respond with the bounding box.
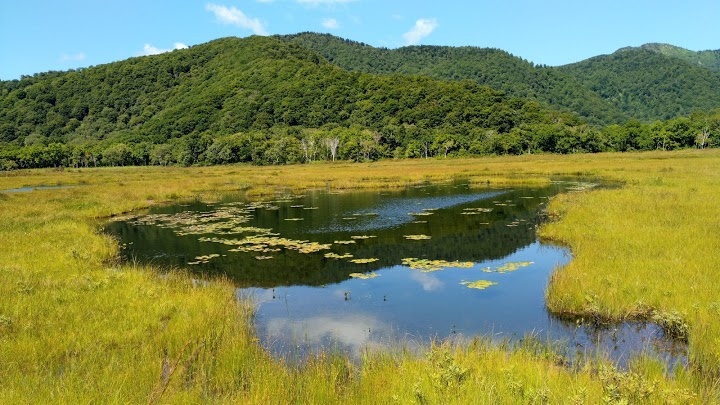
[0,151,718,402]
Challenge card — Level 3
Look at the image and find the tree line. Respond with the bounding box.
[1,109,716,170]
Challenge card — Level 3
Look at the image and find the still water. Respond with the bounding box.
[107,180,685,368]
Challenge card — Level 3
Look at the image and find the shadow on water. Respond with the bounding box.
[105,178,687,371]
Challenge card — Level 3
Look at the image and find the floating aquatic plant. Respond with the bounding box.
[349,272,379,279]
[255,256,273,260]
[461,280,497,290]
[350,235,376,240]
[334,240,356,245]
[201,234,332,255]
[188,253,221,265]
[482,261,534,274]
[324,253,353,259]
[404,234,431,240]
[402,258,473,273]
[409,212,434,216]
[350,258,379,264]
[284,218,304,221]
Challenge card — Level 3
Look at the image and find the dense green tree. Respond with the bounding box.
[282,33,626,125]
[558,49,720,122]
[0,35,718,171]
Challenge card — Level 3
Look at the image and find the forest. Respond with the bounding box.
[0,34,718,170]
[284,33,720,123]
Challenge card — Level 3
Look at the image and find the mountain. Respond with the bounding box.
[281,32,627,125]
[282,33,720,124]
[557,48,720,121]
[626,43,720,71]
[0,35,587,167]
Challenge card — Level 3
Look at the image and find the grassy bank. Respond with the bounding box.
[0,151,718,402]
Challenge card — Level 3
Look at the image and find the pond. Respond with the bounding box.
[106,179,686,369]
[1,185,74,193]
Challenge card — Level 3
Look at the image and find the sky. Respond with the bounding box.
[1,0,719,80]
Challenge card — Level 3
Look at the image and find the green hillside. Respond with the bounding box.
[557,48,720,121]
[632,43,720,71]
[0,35,717,170]
[0,35,588,168]
[282,32,626,125]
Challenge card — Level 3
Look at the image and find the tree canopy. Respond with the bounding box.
[0,35,718,170]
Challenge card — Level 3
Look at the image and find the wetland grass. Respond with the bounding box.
[1,151,719,402]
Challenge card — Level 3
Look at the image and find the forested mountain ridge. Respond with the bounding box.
[0,34,717,170]
[282,33,720,124]
[622,43,720,71]
[281,32,627,125]
[0,35,592,168]
[0,36,567,142]
[557,48,720,121]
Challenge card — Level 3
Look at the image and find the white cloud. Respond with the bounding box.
[297,0,356,5]
[266,313,390,357]
[206,3,269,35]
[402,18,438,45]
[409,272,443,292]
[140,42,189,56]
[321,18,339,29]
[60,52,86,62]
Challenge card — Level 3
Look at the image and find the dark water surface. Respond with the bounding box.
[106,180,686,369]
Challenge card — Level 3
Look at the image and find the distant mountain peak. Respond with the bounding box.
[615,42,720,71]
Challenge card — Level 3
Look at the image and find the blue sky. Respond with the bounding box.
[1,0,718,80]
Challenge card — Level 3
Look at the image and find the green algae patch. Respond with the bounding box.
[349,258,379,264]
[482,261,534,274]
[402,258,474,272]
[404,234,431,240]
[461,280,498,290]
[349,272,380,280]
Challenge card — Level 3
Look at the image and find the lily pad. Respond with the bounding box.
[334,240,356,245]
[461,280,498,290]
[402,258,473,272]
[324,253,354,259]
[350,258,379,264]
[404,234,431,240]
[482,261,534,274]
[350,235,376,240]
[349,272,379,279]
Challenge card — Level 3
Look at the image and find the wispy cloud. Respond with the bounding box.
[60,52,86,62]
[140,42,189,56]
[402,18,438,45]
[206,3,269,35]
[321,18,339,29]
[297,0,356,5]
